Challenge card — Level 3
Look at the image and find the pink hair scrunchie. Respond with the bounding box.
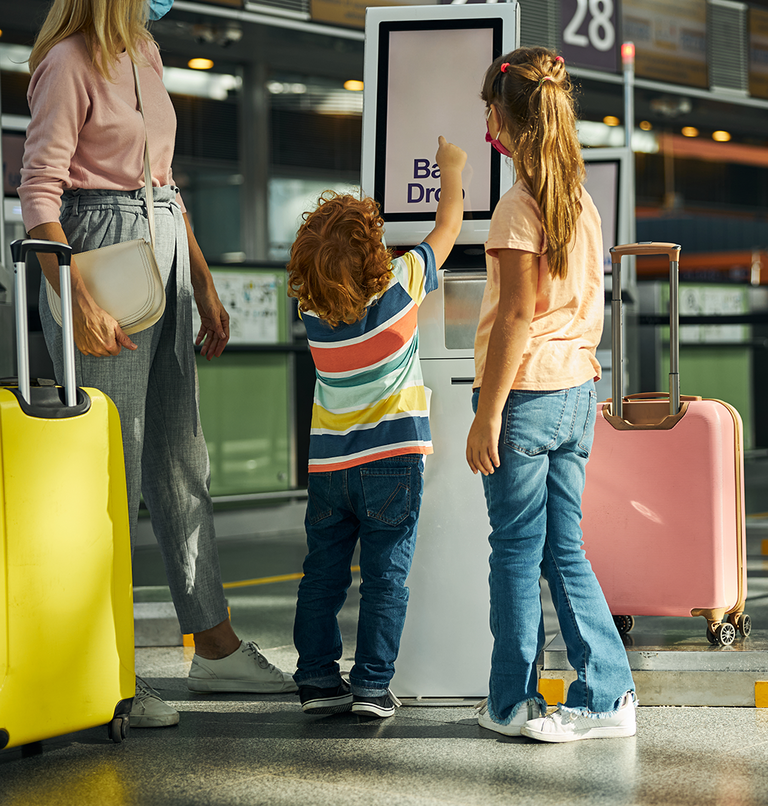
[500,62,510,73]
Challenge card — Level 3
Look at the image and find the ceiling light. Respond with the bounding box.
[681,126,699,137]
[712,130,731,142]
[639,120,652,131]
[603,115,620,127]
[344,80,364,92]
[188,58,214,71]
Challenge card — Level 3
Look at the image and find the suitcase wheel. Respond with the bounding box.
[706,622,736,647]
[613,615,634,636]
[108,715,130,744]
[727,612,752,638]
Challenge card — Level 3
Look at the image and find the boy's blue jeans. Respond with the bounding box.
[293,454,424,696]
[473,381,634,723]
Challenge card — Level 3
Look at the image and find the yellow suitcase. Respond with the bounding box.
[0,240,134,752]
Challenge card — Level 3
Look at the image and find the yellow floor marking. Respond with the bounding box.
[538,678,565,706]
[223,572,304,589]
[222,566,361,590]
[755,682,768,708]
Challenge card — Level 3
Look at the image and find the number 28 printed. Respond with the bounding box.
[563,0,616,53]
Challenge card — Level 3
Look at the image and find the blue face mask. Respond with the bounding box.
[148,0,174,21]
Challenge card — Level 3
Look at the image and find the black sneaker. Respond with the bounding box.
[351,690,401,719]
[299,680,353,715]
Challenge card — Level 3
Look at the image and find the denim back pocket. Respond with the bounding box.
[504,390,568,456]
[306,472,333,525]
[360,467,412,526]
[576,389,597,457]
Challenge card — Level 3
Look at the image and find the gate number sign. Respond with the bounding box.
[561,0,619,72]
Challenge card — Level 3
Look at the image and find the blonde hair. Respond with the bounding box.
[29,0,155,80]
[481,47,584,280]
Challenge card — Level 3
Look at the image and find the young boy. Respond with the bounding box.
[288,136,467,718]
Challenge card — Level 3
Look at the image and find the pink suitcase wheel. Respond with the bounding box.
[613,615,634,635]
[707,622,736,646]
[727,612,751,638]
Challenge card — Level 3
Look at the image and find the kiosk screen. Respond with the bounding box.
[374,20,504,225]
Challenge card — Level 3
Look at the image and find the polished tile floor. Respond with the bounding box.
[3,457,768,806]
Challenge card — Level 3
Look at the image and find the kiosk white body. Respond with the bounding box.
[362,3,519,698]
[397,269,494,698]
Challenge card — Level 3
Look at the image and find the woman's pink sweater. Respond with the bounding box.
[19,33,184,232]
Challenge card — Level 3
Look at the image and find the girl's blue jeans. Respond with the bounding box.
[473,380,634,723]
[293,454,424,696]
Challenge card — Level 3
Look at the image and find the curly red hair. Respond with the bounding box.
[287,192,393,327]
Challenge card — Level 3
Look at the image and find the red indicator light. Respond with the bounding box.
[621,42,635,66]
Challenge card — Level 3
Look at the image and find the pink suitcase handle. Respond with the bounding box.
[609,242,682,421]
[622,392,701,403]
[610,242,681,261]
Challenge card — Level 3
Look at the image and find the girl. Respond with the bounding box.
[289,136,466,719]
[466,47,636,742]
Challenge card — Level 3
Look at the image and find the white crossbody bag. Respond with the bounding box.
[46,61,166,335]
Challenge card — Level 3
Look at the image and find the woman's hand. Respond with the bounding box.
[26,224,138,357]
[466,412,502,476]
[194,285,230,360]
[184,212,230,360]
[72,291,138,356]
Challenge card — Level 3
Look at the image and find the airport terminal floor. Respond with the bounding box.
[3,457,768,806]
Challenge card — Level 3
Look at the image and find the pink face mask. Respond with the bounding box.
[485,108,513,158]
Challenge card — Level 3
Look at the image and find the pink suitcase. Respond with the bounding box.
[581,242,749,646]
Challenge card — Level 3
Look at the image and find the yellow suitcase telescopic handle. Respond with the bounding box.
[10,239,76,408]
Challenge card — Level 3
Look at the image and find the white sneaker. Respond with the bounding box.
[187,640,298,693]
[476,699,545,737]
[521,692,638,743]
[130,678,180,728]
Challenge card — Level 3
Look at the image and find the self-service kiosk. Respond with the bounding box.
[361,3,520,698]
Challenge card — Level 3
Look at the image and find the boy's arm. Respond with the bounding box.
[424,136,467,269]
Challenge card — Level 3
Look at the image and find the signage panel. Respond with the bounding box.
[622,0,707,88]
[750,7,768,99]
[311,0,435,30]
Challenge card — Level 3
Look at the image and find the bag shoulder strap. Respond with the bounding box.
[131,60,156,251]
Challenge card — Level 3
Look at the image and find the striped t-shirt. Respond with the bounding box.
[303,243,437,472]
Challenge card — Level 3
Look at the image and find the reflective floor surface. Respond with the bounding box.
[2,456,768,805]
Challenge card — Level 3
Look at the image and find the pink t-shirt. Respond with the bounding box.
[19,33,184,231]
[473,181,604,391]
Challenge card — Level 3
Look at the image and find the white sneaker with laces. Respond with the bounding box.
[521,691,638,743]
[130,678,180,728]
[476,698,545,737]
[187,640,298,693]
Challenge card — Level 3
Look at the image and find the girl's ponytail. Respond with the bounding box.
[481,48,584,280]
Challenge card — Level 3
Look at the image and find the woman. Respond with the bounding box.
[19,0,296,728]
